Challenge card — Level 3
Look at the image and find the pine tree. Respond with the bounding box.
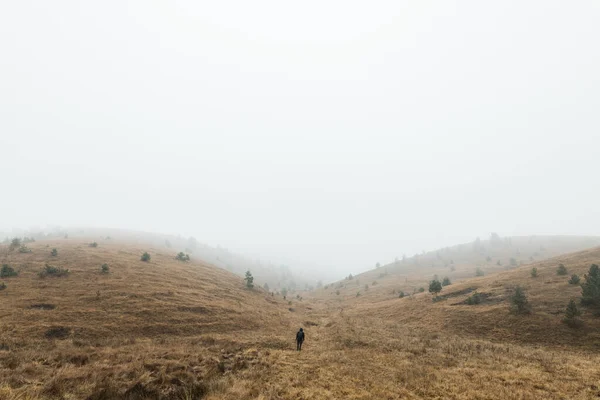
[557,263,568,276]
[581,264,600,306]
[531,267,538,278]
[563,299,581,327]
[244,270,254,289]
[442,277,451,286]
[510,286,531,314]
[428,279,442,297]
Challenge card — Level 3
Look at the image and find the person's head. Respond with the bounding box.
[299,328,303,332]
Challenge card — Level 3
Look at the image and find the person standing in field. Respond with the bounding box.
[296,328,305,351]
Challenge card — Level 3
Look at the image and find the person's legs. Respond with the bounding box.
[299,341,303,351]
[296,341,300,351]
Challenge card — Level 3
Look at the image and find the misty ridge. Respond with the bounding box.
[3,227,598,294]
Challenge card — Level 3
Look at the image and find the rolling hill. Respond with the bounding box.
[0,238,299,399]
[320,235,600,304]
[2,236,600,399]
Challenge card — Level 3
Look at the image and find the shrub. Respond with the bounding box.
[557,264,568,276]
[101,264,110,274]
[466,293,481,305]
[263,282,270,291]
[140,252,151,262]
[89,242,98,248]
[496,260,501,266]
[9,238,21,251]
[428,279,442,297]
[372,280,378,285]
[0,264,18,278]
[244,270,254,289]
[356,292,360,297]
[442,277,451,286]
[510,258,518,267]
[336,290,340,295]
[581,264,600,307]
[418,287,425,293]
[51,248,58,256]
[176,252,190,262]
[364,284,369,291]
[531,267,538,278]
[39,263,69,278]
[563,299,582,327]
[398,291,405,298]
[18,245,32,253]
[0,282,6,290]
[510,286,531,314]
[568,274,580,285]
[475,267,485,277]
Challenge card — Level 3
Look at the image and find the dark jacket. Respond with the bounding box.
[296,329,305,342]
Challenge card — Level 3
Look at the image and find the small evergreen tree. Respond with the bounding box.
[89,242,98,248]
[510,286,531,314]
[398,291,405,298]
[418,287,425,293]
[466,293,481,305]
[244,270,254,289]
[442,277,451,286]
[568,274,580,285]
[9,238,21,251]
[475,267,485,277]
[429,279,442,297]
[510,257,518,267]
[0,264,18,278]
[531,267,538,278]
[101,263,110,274]
[557,264,568,275]
[51,248,58,257]
[176,252,190,262]
[141,252,151,262]
[563,299,581,327]
[581,264,600,307]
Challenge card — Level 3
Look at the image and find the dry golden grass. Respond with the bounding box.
[2,238,600,399]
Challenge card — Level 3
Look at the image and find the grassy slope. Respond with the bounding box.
[350,246,600,347]
[319,235,600,305]
[0,239,298,399]
[2,238,600,399]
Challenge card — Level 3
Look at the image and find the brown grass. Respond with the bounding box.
[1,238,600,399]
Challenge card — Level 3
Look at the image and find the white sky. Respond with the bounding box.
[1,1,599,277]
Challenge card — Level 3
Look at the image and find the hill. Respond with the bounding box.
[2,237,600,399]
[347,245,600,347]
[0,238,299,399]
[2,227,315,295]
[323,235,600,303]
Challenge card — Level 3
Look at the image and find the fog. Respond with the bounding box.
[1,1,599,279]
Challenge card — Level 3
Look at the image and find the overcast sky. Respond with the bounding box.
[1,1,599,276]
